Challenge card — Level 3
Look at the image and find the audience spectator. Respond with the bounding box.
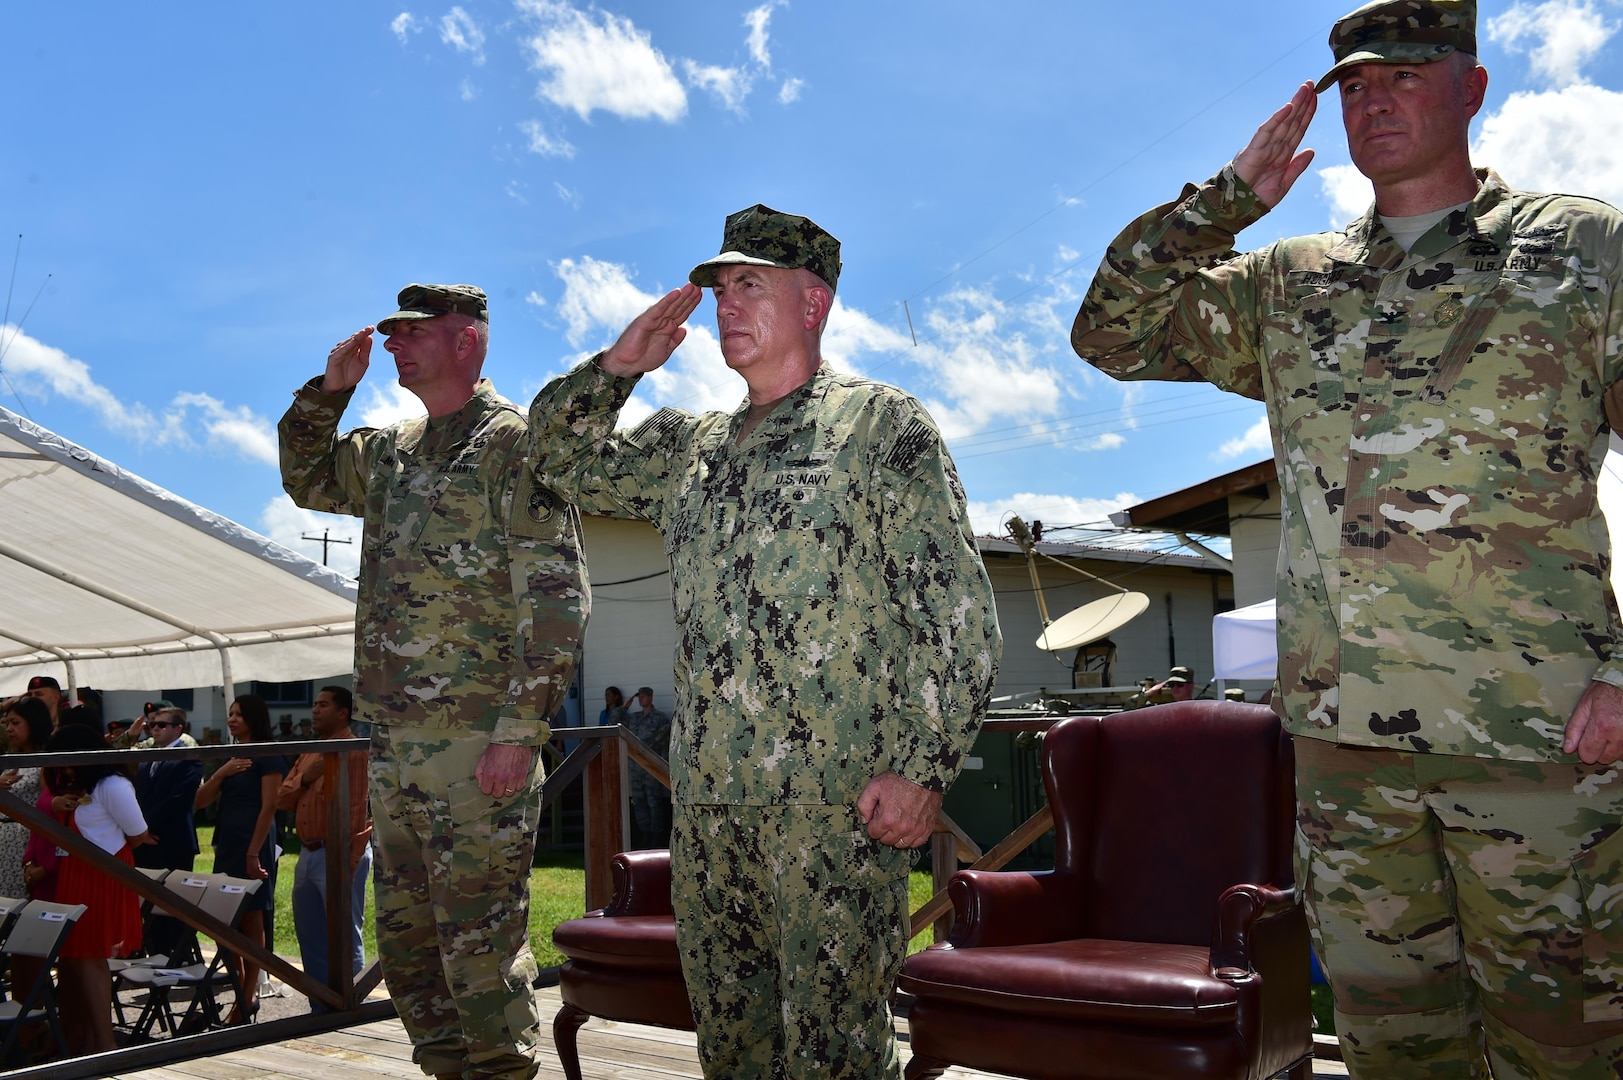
[0,698,52,897]
[134,706,204,961]
[194,694,285,1024]
[44,723,152,1055]
[625,687,672,846]
[275,686,371,1012]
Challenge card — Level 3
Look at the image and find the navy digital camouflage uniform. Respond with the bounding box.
[280,362,587,1080]
[1072,135,1623,1080]
[530,351,1001,1077]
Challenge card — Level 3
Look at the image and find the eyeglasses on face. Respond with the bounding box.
[149,721,178,730]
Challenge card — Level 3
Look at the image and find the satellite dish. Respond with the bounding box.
[1036,591,1150,651]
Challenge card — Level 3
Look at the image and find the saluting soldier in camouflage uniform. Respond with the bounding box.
[530,206,1001,1079]
[1073,3,1623,1076]
[279,283,587,1080]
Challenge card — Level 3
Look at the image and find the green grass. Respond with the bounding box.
[194,828,944,971]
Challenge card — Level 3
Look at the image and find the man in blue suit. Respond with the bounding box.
[133,706,203,959]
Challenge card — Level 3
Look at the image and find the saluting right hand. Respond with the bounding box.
[599,284,702,378]
[322,326,374,394]
[1233,81,1319,209]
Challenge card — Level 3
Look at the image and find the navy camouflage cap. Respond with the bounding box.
[376,283,489,333]
[689,204,842,293]
[1316,0,1477,92]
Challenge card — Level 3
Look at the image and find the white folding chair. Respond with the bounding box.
[113,870,211,1034]
[120,873,261,1038]
[0,900,88,1065]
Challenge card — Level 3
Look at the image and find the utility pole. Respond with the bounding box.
[301,529,354,567]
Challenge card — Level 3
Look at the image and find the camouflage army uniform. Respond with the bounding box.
[530,359,1001,1079]
[1073,164,1623,1078]
[623,700,671,843]
[280,377,587,1080]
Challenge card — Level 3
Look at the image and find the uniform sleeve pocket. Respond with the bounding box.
[1572,824,1623,1023]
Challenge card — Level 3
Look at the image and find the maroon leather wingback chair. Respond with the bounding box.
[551,850,693,1080]
[898,701,1312,1080]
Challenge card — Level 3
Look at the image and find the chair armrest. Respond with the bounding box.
[1210,882,1297,980]
[945,869,1086,949]
[599,849,674,918]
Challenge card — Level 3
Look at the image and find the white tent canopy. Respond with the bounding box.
[1212,599,1278,681]
[0,406,357,696]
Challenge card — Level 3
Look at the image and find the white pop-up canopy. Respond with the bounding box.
[1212,599,1278,681]
[0,406,357,696]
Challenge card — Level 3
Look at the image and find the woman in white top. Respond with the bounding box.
[42,723,153,1056]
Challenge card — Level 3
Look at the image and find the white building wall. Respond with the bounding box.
[577,515,677,724]
[1228,484,1283,608]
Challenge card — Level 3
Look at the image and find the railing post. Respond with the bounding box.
[583,729,629,911]
[930,831,956,942]
[324,746,356,1010]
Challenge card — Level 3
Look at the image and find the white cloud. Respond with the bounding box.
[555,181,582,208]
[516,0,687,122]
[355,380,426,429]
[541,259,1077,447]
[459,77,479,101]
[548,258,738,425]
[1317,163,1371,227]
[1055,244,1079,263]
[822,301,912,379]
[683,60,752,114]
[166,393,279,466]
[439,6,486,65]
[0,324,159,440]
[908,287,1069,440]
[778,77,803,104]
[744,2,779,69]
[505,179,528,205]
[518,119,576,158]
[1472,83,1623,205]
[1488,0,1618,89]
[965,492,1139,540]
[391,12,421,44]
[1215,416,1271,460]
[259,496,363,580]
[525,290,547,309]
[1081,432,1125,451]
[0,324,281,464]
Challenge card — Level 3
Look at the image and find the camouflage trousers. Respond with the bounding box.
[370,726,544,1080]
[670,802,912,1080]
[1294,738,1623,1079]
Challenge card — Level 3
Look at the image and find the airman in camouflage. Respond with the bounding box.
[1071,2,1623,1076]
[529,206,1001,1079]
[279,283,588,1080]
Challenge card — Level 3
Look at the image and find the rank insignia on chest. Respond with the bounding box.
[528,487,556,523]
[1435,296,1466,328]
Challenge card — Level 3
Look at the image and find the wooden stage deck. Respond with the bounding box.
[103,984,1350,1080]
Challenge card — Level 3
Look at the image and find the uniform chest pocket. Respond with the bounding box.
[415,472,496,578]
[742,475,851,599]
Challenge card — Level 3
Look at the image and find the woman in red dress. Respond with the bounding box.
[43,723,153,1055]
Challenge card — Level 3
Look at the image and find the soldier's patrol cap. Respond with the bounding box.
[1316,0,1477,92]
[689,204,842,294]
[376,283,489,333]
[1169,665,1193,679]
[1224,687,1247,701]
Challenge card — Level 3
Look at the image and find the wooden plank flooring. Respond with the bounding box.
[104,984,1348,1079]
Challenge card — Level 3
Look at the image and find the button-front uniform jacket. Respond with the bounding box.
[530,361,1001,805]
[279,378,588,745]
[1074,166,1623,762]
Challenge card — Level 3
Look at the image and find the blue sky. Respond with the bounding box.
[4,1,1622,580]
